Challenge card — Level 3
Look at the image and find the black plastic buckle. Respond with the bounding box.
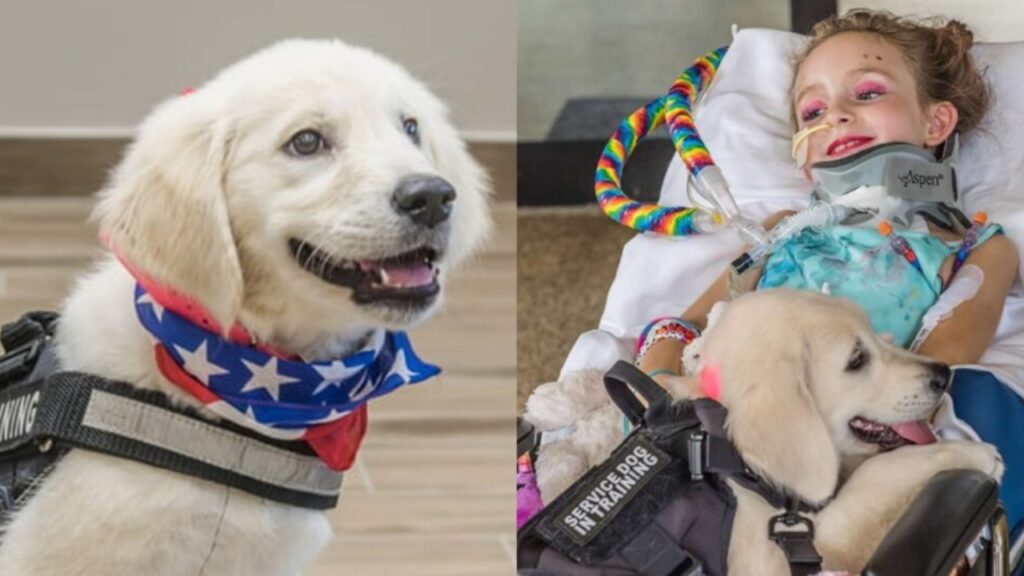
[768,511,823,567]
[0,339,42,388]
[517,417,539,458]
[687,431,705,481]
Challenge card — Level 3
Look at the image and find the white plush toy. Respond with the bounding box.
[525,302,729,503]
[523,369,624,502]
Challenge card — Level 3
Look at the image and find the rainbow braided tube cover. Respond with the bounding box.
[595,46,727,236]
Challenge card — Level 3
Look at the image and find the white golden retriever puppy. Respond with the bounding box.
[694,290,1004,575]
[526,289,1003,574]
[0,39,490,575]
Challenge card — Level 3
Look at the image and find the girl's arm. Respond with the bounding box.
[637,210,796,378]
[634,265,734,378]
[917,234,1019,365]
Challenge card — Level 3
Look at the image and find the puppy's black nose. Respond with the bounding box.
[392,175,456,229]
[928,362,952,393]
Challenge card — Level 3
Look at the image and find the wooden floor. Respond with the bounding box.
[0,197,516,575]
[516,206,632,411]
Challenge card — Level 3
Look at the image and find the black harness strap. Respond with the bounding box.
[0,312,342,511]
[604,361,825,576]
[0,311,57,354]
[0,312,54,390]
[604,361,668,426]
[620,522,702,576]
[0,373,342,509]
[769,505,824,576]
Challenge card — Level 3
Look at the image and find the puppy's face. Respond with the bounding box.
[701,289,949,504]
[96,40,491,352]
[798,305,949,458]
[222,41,490,328]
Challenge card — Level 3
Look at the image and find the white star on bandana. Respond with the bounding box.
[136,291,166,322]
[173,340,229,384]
[240,357,302,401]
[312,360,367,396]
[388,346,415,385]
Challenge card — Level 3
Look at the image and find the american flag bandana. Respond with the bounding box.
[133,283,440,470]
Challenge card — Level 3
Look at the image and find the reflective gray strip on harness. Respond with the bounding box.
[83,390,342,498]
[0,372,342,509]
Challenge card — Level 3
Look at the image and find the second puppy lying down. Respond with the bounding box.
[526,289,1003,575]
[693,290,1003,574]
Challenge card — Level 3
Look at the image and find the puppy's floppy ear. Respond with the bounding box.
[94,90,243,332]
[720,338,840,506]
[422,98,493,268]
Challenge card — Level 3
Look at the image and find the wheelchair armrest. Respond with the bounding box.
[864,468,999,576]
[518,417,539,457]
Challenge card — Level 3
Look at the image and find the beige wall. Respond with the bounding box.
[0,0,515,140]
[838,0,1024,42]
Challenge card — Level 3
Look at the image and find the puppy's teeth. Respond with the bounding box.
[380,269,391,285]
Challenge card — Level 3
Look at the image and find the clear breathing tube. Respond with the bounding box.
[687,165,768,246]
[730,203,857,277]
[687,166,858,274]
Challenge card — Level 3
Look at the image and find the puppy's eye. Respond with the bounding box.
[403,117,420,145]
[287,129,326,156]
[845,342,870,372]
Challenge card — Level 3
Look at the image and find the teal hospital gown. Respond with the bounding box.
[757,224,1002,348]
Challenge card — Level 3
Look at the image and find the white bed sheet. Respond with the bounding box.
[561,28,1024,399]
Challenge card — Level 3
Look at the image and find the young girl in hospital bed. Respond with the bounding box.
[635,11,1022,531]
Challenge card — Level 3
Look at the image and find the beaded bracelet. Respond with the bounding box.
[646,368,678,379]
[635,317,701,365]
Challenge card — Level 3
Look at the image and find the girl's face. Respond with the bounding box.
[792,32,954,168]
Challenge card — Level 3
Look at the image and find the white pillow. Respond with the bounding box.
[660,28,811,208]
[589,28,1024,393]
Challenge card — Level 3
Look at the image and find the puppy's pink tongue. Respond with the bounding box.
[378,262,434,288]
[891,421,936,445]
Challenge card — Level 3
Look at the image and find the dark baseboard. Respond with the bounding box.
[517,139,674,206]
[0,138,127,198]
[791,0,837,34]
[0,139,515,203]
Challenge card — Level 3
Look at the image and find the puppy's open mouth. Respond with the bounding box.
[289,239,440,304]
[848,416,936,451]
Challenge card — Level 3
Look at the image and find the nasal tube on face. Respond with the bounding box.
[791,123,832,168]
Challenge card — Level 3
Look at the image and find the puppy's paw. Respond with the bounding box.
[663,374,701,399]
[952,441,1005,481]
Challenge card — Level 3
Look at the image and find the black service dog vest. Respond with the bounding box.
[517,362,823,576]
